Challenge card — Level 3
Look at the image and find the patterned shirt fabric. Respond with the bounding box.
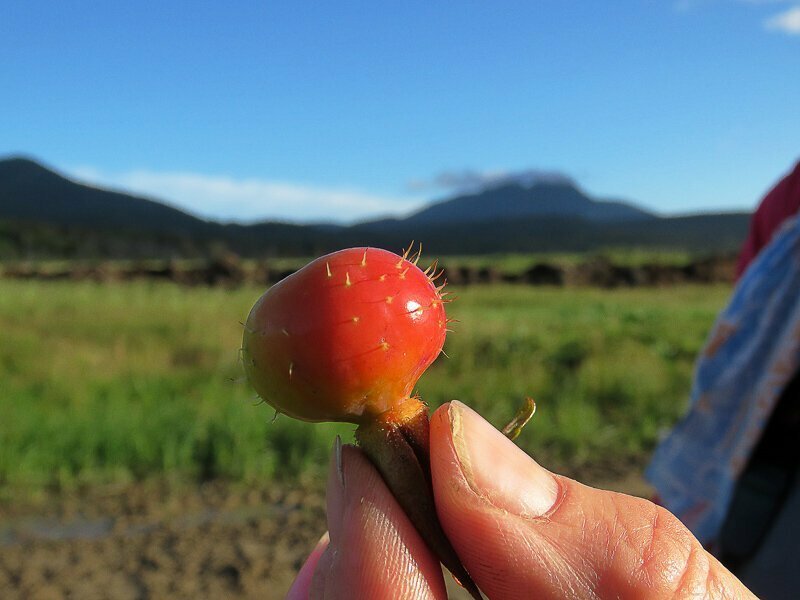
[645,213,800,544]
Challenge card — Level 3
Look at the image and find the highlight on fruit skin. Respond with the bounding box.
[241,246,449,424]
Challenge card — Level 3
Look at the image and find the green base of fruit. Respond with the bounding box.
[355,399,482,600]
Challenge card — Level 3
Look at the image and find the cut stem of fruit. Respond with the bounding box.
[355,399,482,600]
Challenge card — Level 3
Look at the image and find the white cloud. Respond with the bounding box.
[764,5,800,32]
[676,1,800,35]
[65,166,427,224]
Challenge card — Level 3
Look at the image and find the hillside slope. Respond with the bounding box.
[0,157,214,235]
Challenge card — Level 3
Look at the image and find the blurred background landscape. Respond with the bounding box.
[2,1,799,598]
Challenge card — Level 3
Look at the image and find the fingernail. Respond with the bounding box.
[334,435,345,488]
[449,400,559,518]
[326,438,348,538]
[286,532,330,600]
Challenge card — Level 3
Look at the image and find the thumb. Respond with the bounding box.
[430,401,755,600]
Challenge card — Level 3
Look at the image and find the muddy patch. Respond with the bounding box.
[0,472,651,599]
[0,481,325,600]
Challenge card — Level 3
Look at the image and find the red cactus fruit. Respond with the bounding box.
[242,246,447,424]
[242,246,481,599]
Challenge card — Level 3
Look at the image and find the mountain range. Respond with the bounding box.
[0,156,751,259]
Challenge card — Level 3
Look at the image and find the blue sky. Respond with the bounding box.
[2,1,799,223]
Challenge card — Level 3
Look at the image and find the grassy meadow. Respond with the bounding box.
[0,278,730,493]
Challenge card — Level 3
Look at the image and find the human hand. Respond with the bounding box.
[288,401,756,599]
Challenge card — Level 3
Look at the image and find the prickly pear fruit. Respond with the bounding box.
[242,246,447,423]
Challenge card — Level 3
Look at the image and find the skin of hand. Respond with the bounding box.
[288,401,756,600]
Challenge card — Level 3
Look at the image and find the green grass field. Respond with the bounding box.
[0,279,730,492]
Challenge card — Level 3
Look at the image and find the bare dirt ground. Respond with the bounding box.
[0,480,325,600]
[0,473,652,599]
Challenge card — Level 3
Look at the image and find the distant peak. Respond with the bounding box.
[410,168,578,197]
[0,156,72,187]
[0,155,59,174]
[482,178,577,192]
[0,154,45,165]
